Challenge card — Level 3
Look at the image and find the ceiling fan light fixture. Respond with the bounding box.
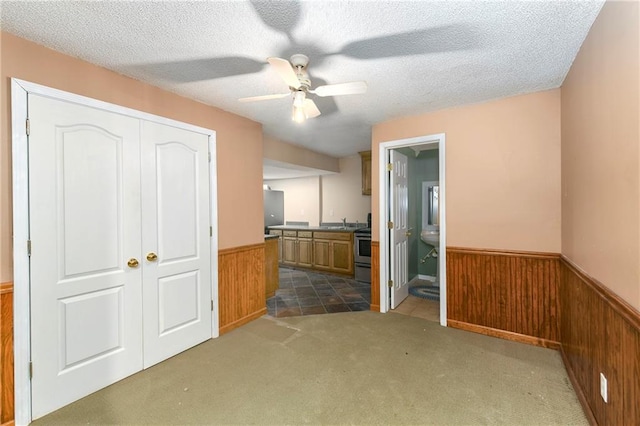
[240,54,362,122]
[293,90,306,107]
[292,105,306,123]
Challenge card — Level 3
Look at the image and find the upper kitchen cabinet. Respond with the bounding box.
[359,151,372,196]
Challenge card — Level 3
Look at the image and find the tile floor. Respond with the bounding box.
[393,279,440,322]
[393,295,440,322]
[267,267,371,318]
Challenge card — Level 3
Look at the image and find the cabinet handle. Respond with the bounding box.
[127,258,139,268]
[146,252,158,262]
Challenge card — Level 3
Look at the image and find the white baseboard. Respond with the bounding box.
[418,274,436,282]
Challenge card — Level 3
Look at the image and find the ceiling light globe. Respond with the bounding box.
[293,106,306,123]
[293,91,306,107]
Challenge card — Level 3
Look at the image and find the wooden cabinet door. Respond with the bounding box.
[331,240,354,274]
[297,238,314,268]
[312,239,331,270]
[282,237,297,265]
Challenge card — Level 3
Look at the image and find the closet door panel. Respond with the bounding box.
[140,121,212,368]
[28,94,143,419]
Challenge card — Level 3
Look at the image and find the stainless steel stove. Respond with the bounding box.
[354,226,371,283]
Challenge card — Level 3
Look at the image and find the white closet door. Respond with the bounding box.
[29,95,143,419]
[140,121,212,368]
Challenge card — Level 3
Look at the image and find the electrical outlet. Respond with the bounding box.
[600,373,608,403]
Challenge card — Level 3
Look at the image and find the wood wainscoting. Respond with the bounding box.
[218,243,267,335]
[446,247,560,349]
[370,241,380,312]
[559,256,640,426]
[0,282,14,426]
[264,238,279,299]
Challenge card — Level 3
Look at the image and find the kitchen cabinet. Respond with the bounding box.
[269,228,354,276]
[331,239,353,274]
[359,150,372,196]
[297,231,314,268]
[313,232,354,275]
[281,230,313,268]
[312,239,331,270]
[282,231,297,265]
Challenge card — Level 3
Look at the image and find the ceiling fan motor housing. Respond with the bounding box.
[290,54,309,68]
[294,76,311,91]
[290,54,311,90]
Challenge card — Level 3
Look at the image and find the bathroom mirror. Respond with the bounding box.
[429,185,439,226]
[422,181,439,228]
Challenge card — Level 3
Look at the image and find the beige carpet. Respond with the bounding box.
[34,311,587,425]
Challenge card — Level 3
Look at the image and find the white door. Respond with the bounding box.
[29,94,144,418]
[140,121,212,368]
[389,149,409,308]
[28,96,213,419]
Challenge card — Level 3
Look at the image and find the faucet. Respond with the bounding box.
[341,217,347,228]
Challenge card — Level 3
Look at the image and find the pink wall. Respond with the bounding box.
[372,90,562,253]
[561,1,640,310]
[0,32,264,282]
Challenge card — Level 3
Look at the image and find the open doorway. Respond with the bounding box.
[377,134,446,326]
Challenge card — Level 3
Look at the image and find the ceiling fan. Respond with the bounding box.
[239,54,367,123]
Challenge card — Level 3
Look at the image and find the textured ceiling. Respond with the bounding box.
[1,0,603,158]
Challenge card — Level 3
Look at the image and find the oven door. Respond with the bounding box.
[354,235,371,264]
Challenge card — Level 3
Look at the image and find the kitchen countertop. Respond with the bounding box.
[267,225,360,232]
[264,234,279,240]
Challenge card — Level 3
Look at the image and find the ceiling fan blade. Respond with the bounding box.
[239,93,290,103]
[307,76,339,117]
[303,99,321,118]
[312,81,367,97]
[267,57,301,89]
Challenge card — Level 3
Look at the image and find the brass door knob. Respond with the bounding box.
[127,258,139,268]
[405,231,412,237]
[146,252,158,262]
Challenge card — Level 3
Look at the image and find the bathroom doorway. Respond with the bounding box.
[378,133,446,326]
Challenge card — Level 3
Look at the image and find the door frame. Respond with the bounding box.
[377,133,447,326]
[11,78,219,425]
